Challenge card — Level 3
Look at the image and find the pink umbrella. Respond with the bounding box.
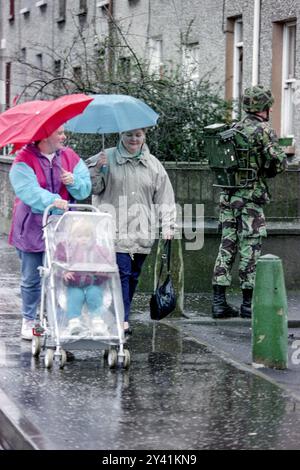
[0,94,93,151]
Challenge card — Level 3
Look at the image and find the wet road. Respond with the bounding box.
[1,237,300,450]
[1,314,300,450]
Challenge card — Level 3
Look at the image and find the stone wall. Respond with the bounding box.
[1,157,299,290]
[0,157,13,234]
[140,162,300,291]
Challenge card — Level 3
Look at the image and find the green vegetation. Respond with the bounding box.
[66,72,231,162]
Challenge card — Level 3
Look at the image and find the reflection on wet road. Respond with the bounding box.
[1,316,300,450]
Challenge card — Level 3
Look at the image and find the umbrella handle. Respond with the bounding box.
[100,134,107,174]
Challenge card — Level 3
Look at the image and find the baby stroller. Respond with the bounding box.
[31,203,130,369]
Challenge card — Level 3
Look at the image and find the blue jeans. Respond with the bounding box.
[116,253,147,322]
[66,285,104,319]
[16,249,44,321]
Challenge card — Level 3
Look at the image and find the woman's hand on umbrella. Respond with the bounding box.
[53,199,68,211]
[61,168,74,186]
[96,151,107,169]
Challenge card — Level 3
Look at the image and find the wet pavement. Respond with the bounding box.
[1,235,300,450]
[1,317,300,450]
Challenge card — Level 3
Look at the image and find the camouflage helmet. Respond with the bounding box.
[242,85,274,113]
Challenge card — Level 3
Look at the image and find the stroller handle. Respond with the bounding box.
[42,203,100,227]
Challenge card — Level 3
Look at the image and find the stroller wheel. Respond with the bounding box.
[44,349,54,369]
[108,349,118,369]
[59,350,67,369]
[123,349,131,369]
[31,336,41,357]
[103,349,109,360]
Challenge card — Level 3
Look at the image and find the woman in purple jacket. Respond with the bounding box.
[9,125,91,340]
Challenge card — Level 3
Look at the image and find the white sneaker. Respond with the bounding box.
[65,318,84,336]
[91,317,109,337]
[21,318,34,341]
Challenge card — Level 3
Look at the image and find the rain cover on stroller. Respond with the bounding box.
[44,209,124,345]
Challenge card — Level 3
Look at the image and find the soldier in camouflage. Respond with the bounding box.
[212,85,287,319]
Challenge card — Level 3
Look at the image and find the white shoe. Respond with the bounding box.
[21,318,34,341]
[65,318,84,336]
[91,317,109,336]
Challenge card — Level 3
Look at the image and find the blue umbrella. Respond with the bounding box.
[65,94,159,134]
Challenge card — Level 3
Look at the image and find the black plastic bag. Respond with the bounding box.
[150,240,176,320]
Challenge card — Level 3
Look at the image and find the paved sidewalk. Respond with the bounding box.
[131,289,300,401]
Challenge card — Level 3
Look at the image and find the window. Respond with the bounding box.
[182,43,199,83]
[53,60,63,91]
[36,53,43,72]
[78,0,87,16]
[225,17,243,118]
[5,63,11,109]
[9,0,15,20]
[118,57,131,79]
[54,60,61,77]
[148,38,162,76]
[281,21,296,137]
[20,48,27,86]
[232,18,243,118]
[73,66,82,81]
[58,0,66,22]
[79,0,87,10]
[21,47,26,62]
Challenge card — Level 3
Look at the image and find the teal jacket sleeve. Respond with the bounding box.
[65,159,91,200]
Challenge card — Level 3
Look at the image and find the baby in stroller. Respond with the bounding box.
[55,218,113,337]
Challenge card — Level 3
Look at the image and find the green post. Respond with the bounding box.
[252,254,288,369]
[154,236,184,318]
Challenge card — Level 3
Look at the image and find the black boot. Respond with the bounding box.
[240,289,253,318]
[212,285,239,319]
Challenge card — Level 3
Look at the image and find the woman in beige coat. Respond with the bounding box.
[88,128,176,334]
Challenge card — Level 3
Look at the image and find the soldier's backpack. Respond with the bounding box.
[203,123,258,188]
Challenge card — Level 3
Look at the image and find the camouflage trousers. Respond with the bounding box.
[212,193,267,289]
